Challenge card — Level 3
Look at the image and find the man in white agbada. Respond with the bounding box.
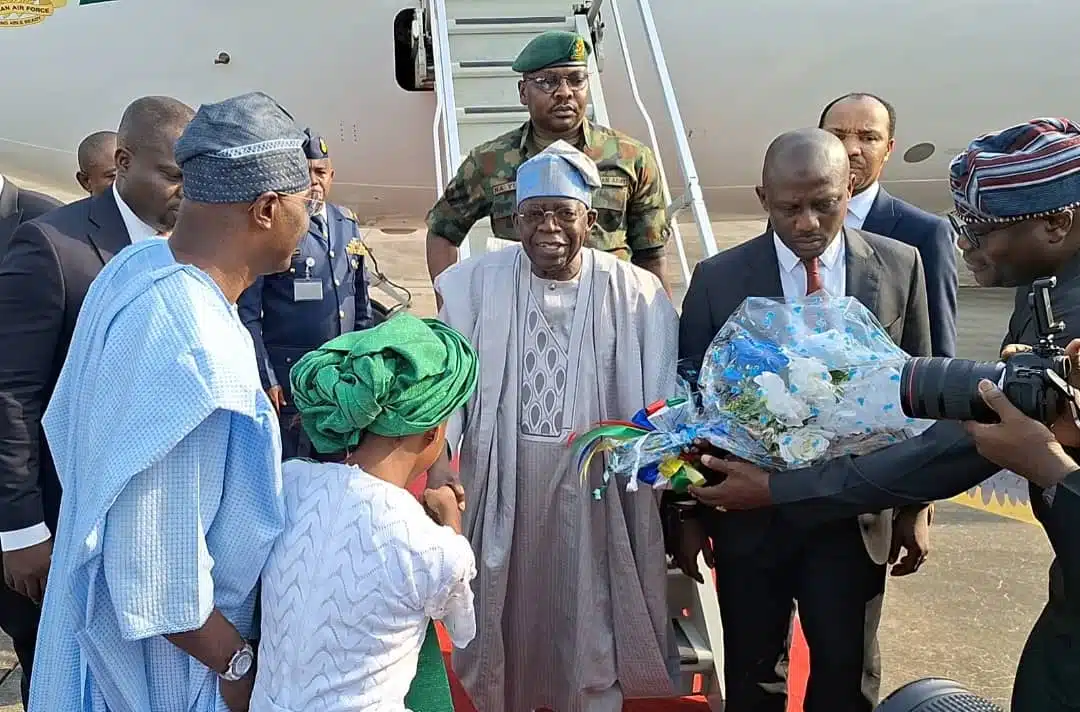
[29,91,317,712]
[435,140,679,711]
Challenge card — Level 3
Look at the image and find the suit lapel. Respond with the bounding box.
[0,178,22,245]
[844,228,882,314]
[744,232,784,297]
[86,190,131,265]
[862,188,899,236]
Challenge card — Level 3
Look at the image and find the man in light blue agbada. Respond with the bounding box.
[30,91,317,712]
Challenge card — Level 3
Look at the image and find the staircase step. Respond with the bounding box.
[673,618,715,672]
[447,21,577,60]
[451,67,525,107]
[442,0,578,20]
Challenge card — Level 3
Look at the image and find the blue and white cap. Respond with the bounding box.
[516,140,602,208]
[175,91,310,204]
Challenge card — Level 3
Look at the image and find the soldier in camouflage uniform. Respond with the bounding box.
[425,29,672,295]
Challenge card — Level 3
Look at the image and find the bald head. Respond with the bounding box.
[756,128,855,261]
[77,131,116,171]
[761,128,850,187]
[117,96,194,153]
[115,96,194,233]
[75,130,117,196]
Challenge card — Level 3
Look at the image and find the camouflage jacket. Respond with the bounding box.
[426,120,671,259]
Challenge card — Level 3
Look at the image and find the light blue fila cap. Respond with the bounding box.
[516,140,602,208]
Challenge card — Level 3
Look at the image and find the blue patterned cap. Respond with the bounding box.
[516,140,601,208]
[175,91,310,204]
[949,117,1080,222]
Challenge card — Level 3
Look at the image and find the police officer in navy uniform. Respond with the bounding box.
[239,128,374,459]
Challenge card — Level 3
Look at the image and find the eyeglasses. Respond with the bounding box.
[275,190,321,217]
[525,72,589,94]
[516,206,586,227]
[948,209,1072,249]
[947,211,1017,249]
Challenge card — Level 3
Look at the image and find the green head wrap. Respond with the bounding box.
[289,314,478,453]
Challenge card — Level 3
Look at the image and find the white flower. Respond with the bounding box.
[786,356,837,409]
[753,371,809,426]
[777,428,833,465]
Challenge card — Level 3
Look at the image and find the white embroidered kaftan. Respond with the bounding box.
[252,460,477,712]
[436,246,679,712]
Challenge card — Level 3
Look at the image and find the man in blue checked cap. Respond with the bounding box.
[238,127,375,461]
[434,140,680,711]
[686,117,1080,712]
[29,91,314,712]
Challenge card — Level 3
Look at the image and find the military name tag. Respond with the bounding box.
[293,278,324,302]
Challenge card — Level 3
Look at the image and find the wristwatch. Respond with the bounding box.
[219,642,255,682]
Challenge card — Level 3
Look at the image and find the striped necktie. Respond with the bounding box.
[311,214,328,238]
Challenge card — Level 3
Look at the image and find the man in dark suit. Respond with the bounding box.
[0,95,193,708]
[819,92,958,357]
[691,118,1080,712]
[674,128,933,712]
[0,175,62,255]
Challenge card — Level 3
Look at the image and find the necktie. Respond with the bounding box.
[803,257,823,295]
[311,214,328,237]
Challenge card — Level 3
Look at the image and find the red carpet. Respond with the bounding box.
[433,623,808,711]
[411,473,810,711]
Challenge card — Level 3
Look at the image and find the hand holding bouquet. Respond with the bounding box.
[571,296,932,494]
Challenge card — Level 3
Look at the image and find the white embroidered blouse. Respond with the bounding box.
[251,460,477,712]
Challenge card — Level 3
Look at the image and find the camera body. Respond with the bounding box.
[900,277,1077,424]
[997,343,1072,424]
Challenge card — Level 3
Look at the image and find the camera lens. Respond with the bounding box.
[899,358,1006,422]
[875,678,1003,711]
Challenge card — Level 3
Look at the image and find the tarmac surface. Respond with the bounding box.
[0,220,1046,710]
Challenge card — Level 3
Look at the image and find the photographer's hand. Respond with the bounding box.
[1002,338,1080,447]
[964,380,1078,488]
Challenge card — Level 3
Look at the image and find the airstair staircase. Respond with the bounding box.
[425,0,724,707]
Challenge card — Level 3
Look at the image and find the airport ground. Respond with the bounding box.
[0,220,1045,710]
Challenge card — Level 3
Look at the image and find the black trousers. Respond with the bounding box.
[711,517,887,712]
[1011,564,1080,712]
[0,566,41,709]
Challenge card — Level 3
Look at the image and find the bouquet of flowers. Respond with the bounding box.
[570,296,933,495]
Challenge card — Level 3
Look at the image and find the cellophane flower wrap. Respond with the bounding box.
[570,296,933,495]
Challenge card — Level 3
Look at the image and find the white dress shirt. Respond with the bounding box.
[845,181,880,230]
[773,231,846,299]
[113,183,163,243]
[0,185,164,553]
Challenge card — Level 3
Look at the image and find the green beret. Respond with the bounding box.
[511,30,591,73]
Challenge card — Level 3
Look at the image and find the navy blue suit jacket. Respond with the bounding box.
[239,202,374,397]
[862,187,958,357]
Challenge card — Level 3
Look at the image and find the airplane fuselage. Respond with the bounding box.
[2,0,1078,225]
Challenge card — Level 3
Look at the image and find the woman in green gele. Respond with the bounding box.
[249,313,478,711]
